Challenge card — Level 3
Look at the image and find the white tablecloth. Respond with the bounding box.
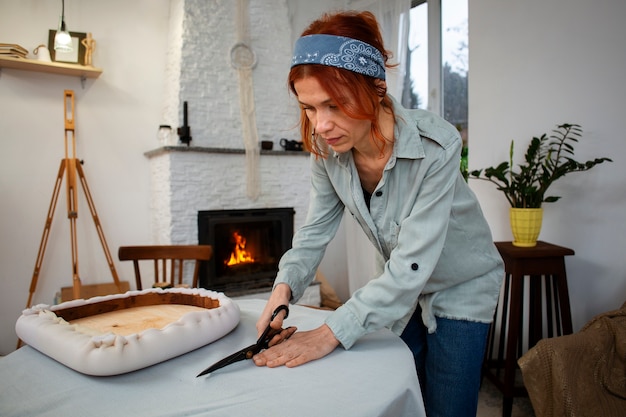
[0,299,424,417]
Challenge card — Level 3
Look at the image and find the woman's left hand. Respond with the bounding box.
[253,324,340,368]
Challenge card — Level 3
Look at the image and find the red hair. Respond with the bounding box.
[288,11,396,158]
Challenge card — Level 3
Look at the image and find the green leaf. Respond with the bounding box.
[468,123,612,207]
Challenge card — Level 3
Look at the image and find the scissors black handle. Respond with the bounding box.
[256,304,289,349]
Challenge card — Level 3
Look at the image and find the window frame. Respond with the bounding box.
[411,0,442,115]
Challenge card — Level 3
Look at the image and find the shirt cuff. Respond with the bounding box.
[324,304,368,350]
[273,270,306,302]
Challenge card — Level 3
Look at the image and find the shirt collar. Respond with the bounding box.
[334,95,426,165]
[390,95,425,160]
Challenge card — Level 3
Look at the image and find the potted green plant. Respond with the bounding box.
[469,123,612,246]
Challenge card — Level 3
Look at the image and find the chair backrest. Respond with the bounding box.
[118,245,213,290]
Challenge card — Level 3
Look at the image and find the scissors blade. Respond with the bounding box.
[196,305,289,378]
[196,344,256,377]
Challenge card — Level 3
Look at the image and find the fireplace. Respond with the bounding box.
[198,207,295,295]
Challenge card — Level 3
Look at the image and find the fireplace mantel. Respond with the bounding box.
[144,145,310,158]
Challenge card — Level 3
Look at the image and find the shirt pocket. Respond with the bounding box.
[385,221,401,256]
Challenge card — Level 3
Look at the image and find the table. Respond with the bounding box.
[483,241,574,417]
[0,299,424,417]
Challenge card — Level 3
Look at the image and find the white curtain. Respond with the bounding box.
[348,0,411,98]
[344,0,411,294]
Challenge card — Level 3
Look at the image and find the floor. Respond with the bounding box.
[477,378,536,417]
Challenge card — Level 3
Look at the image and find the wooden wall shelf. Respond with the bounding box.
[0,56,102,80]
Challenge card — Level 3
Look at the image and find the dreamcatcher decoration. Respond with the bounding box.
[231,0,260,200]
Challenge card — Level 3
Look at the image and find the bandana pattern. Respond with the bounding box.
[291,34,386,80]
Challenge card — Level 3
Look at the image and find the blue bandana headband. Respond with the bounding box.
[291,34,386,80]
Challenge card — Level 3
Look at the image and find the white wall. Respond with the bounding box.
[469,0,626,330]
[0,0,169,355]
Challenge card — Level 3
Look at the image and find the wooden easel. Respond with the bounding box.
[26,90,122,309]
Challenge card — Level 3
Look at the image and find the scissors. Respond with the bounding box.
[196,304,290,377]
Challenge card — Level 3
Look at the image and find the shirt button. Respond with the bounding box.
[411,263,419,271]
[375,191,383,197]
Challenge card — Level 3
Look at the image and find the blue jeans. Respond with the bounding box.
[400,307,490,417]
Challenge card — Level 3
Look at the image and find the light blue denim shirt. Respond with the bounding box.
[274,96,504,349]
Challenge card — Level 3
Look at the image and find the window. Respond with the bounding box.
[403,0,468,176]
[401,2,428,110]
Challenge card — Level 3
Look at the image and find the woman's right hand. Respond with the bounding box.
[256,283,294,344]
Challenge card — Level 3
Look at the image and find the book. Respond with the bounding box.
[0,43,28,58]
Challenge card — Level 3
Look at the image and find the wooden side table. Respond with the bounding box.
[483,241,575,417]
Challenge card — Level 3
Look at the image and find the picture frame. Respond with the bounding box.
[48,30,87,65]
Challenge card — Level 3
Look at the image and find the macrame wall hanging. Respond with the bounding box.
[231,0,260,200]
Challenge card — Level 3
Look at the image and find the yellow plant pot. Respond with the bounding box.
[509,208,543,247]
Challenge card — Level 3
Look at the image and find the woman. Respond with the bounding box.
[254,10,504,417]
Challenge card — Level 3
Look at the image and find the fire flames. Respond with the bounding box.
[225,231,255,266]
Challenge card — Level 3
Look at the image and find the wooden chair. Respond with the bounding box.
[118,245,213,290]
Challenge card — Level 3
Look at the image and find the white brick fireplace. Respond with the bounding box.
[148,0,309,247]
[142,1,330,301]
[147,1,307,268]
[146,146,311,247]
[145,145,317,301]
